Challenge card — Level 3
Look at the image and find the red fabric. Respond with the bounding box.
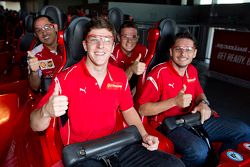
[36,57,133,145]
[31,44,63,78]
[110,43,147,70]
[138,61,203,128]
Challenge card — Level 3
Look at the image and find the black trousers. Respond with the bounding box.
[75,143,184,167]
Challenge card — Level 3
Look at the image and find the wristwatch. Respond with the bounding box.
[199,99,210,106]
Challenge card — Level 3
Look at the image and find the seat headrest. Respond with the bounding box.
[63,17,91,69]
[146,18,177,73]
[108,7,123,32]
[25,14,34,33]
[40,5,64,30]
[158,18,176,50]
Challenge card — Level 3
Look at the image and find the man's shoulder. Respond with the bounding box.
[136,43,147,49]
[187,64,198,74]
[134,43,147,52]
[58,61,82,80]
[113,43,121,53]
[108,63,127,80]
[151,62,168,72]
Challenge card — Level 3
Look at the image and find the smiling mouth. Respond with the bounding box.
[95,52,105,56]
[43,36,49,40]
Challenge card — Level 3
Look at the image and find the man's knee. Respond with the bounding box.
[181,142,209,166]
[154,151,185,167]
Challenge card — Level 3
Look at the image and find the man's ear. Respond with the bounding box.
[169,48,173,58]
[53,24,59,32]
[82,41,87,51]
[193,49,197,58]
[111,42,115,52]
[117,34,120,42]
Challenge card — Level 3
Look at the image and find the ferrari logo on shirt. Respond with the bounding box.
[107,82,123,90]
[187,77,196,83]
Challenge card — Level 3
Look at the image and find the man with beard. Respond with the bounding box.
[138,32,250,167]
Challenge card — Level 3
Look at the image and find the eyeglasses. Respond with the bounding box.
[173,46,195,53]
[120,34,138,42]
[34,24,54,35]
[86,35,114,45]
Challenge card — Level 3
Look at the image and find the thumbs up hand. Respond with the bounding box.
[174,84,192,108]
[131,53,146,75]
[27,51,40,72]
[43,82,68,118]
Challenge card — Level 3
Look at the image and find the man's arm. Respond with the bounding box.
[30,83,68,131]
[30,105,52,131]
[27,51,41,91]
[28,71,41,90]
[192,93,212,124]
[122,107,158,151]
[125,54,146,80]
[139,85,192,116]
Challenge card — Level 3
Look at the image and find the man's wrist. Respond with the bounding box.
[198,98,210,106]
[41,104,51,118]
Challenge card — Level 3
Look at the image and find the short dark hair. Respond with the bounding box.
[174,32,197,48]
[119,21,138,34]
[33,15,55,31]
[84,17,116,39]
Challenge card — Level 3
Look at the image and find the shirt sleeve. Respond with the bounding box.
[137,70,161,105]
[194,69,204,97]
[35,80,56,109]
[119,76,134,112]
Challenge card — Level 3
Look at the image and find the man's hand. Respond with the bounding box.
[131,54,146,75]
[142,134,159,151]
[43,82,68,118]
[192,102,211,124]
[27,51,40,72]
[175,84,192,108]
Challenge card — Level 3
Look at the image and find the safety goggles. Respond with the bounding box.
[86,35,114,45]
[172,46,195,53]
[34,24,54,35]
[120,34,138,42]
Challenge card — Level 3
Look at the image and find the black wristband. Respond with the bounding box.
[199,99,210,106]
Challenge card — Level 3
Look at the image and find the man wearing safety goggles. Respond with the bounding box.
[110,21,147,90]
[30,17,185,167]
[138,32,250,167]
[27,15,63,92]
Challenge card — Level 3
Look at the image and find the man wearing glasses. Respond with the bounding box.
[27,15,63,92]
[30,17,185,167]
[110,21,147,88]
[138,32,250,167]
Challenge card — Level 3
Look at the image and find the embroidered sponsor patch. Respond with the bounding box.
[106,82,123,90]
[39,59,55,70]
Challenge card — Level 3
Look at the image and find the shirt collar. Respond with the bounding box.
[167,60,189,78]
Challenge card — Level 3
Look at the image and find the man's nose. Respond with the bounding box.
[97,39,104,48]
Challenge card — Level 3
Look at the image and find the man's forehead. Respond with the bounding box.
[88,28,113,36]
[121,27,137,35]
[34,17,50,27]
[175,38,194,45]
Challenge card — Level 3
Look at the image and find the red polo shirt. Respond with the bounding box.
[31,44,63,78]
[138,61,203,128]
[110,43,148,70]
[36,57,133,145]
